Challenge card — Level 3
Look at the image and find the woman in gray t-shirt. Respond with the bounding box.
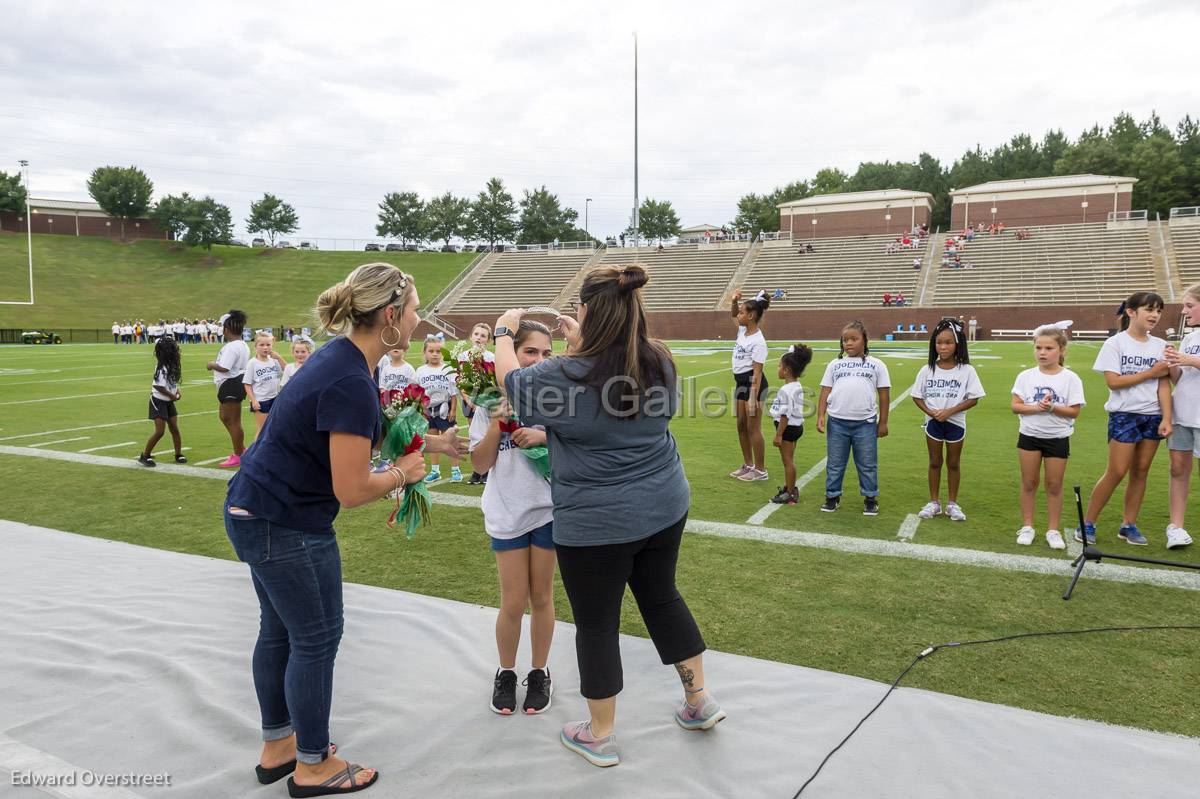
[496,264,726,768]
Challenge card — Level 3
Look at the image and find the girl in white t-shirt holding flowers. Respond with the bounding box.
[1011,323,1085,549]
[729,289,771,482]
[768,344,813,506]
[911,319,985,522]
[1080,292,1172,547]
[817,321,891,515]
[469,319,556,716]
[1162,283,1200,549]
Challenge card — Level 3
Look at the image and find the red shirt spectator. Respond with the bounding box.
[883,292,892,306]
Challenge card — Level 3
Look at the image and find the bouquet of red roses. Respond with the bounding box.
[379,384,432,537]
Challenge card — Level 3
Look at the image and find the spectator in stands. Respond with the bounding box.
[989,223,997,236]
[920,222,929,236]
[805,243,815,254]
[882,293,892,307]
[976,222,984,234]
[656,243,665,253]
[997,222,1006,235]
[912,257,922,270]
[895,292,906,307]
[965,227,975,242]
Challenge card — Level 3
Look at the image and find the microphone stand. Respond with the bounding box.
[1063,486,1200,600]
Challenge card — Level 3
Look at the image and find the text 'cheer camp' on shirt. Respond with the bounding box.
[820,356,892,421]
[1172,330,1200,428]
[732,326,768,375]
[415,364,459,418]
[1011,367,1086,438]
[243,357,283,401]
[911,363,986,429]
[1092,330,1167,414]
[468,409,554,539]
[769,382,806,426]
[213,340,249,384]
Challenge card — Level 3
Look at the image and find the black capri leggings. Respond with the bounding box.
[554,514,706,699]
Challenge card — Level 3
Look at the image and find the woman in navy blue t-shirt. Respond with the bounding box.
[224,262,465,795]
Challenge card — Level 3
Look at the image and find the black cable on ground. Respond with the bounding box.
[793,624,1200,798]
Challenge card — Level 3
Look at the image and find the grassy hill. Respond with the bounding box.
[0,232,474,329]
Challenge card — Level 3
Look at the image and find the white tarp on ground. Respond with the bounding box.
[0,520,1197,799]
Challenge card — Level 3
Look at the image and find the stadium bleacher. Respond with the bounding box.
[741,234,928,308]
[594,243,749,311]
[443,249,595,314]
[927,223,1155,306]
[1170,221,1200,288]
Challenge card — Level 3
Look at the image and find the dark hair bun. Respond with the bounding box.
[618,265,649,293]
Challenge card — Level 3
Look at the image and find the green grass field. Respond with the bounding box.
[0,233,473,329]
[1,338,1199,738]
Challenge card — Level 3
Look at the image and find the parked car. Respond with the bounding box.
[440,244,458,253]
[22,330,62,345]
[277,240,294,249]
[385,243,404,252]
[403,243,419,252]
[364,242,382,252]
[251,237,267,248]
[299,241,317,250]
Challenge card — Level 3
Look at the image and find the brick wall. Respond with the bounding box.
[950,191,1133,229]
[0,212,165,238]
[780,205,932,239]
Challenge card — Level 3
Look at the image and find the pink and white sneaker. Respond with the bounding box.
[728,464,753,478]
[738,468,769,482]
[218,453,242,469]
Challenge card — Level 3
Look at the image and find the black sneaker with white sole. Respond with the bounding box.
[137,453,156,468]
[491,669,517,715]
[522,668,553,715]
[863,497,879,516]
[820,496,840,512]
[174,454,188,464]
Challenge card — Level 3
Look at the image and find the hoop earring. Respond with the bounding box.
[380,325,402,347]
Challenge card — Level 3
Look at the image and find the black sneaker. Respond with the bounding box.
[137,453,156,468]
[522,668,553,715]
[468,472,482,485]
[863,497,880,516]
[769,486,792,504]
[820,495,840,512]
[491,669,517,715]
[480,471,488,484]
[174,454,188,464]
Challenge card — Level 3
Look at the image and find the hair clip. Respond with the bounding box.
[1115,301,1127,317]
[753,290,768,302]
[1034,320,1073,336]
[787,345,795,354]
[426,332,445,342]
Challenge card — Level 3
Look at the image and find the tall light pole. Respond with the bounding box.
[585,198,592,242]
[20,159,33,305]
[632,32,639,249]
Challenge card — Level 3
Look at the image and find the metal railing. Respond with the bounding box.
[510,240,596,252]
[1107,210,1148,223]
[1170,206,1200,220]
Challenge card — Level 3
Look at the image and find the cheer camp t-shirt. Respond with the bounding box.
[415,364,458,418]
[732,326,768,376]
[911,363,986,429]
[769,381,806,427]
[213,340,249,384]
[378,360,417,392]
[1092,330,1166,414]
[820,356,892,421]
[1171,330,1200,428]
[243,357,283,402]
[468,409,554,539]
[1011,367,1086,438]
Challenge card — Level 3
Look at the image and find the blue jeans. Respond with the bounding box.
[825,416,879,498]
[224,506,343,765]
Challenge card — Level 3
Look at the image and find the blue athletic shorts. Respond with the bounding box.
[490,520,554,552]
[426,415,455,432]
[924,418,965,443]
[254,397,276,414]
[1107,412,1163,444]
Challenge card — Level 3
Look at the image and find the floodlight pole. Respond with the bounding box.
[585,198,592,241]
[633,32,639,250]
[20,159,33,305]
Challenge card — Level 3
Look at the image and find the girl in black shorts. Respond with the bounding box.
[206,310,250,469]
[729,289,771,481]
[138,336,186,467]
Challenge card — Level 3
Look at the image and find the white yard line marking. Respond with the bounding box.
[898,513,921,541]
[3,445,1196,593]
[27,437,90,448]
[0,371,146,386]
[681,367,729,381]
[194,456,227,466]
[0,733,142,799]
[0,388,148,406]
[745,387,913,525]
[0,410,210,442]
[80,441,137,453]
[151,446,193,457]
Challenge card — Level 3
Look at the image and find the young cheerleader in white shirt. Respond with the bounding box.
[1080,291,1172,547]
[243,331,287,435]
[460,323,496,485]
[768,344,813,505]
[416,336,462,483]
[911,319,985,522]
[1011,322,1086,549]
[816,321,891,515]
[729,289,771,482]
[469,319,556,716]
[1162,283,1200,549]
[280,335,314,387]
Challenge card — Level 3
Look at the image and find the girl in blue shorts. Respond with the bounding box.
[469,320,556,717]
[1081,291,1173,546]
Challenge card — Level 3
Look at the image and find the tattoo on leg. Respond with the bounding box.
[675,663,701,692]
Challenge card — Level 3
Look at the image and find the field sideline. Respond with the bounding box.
[1,339,1198,737]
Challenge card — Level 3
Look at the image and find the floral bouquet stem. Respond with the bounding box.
[380,387,433,537]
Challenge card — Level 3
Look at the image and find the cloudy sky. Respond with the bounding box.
[2,0,1196,245]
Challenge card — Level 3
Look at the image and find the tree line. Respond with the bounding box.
[732,111,1200,236]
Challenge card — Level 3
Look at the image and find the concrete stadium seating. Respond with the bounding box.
[927,223,1155,306]
[594,243,749,310]
[1171,223,1200,288]
[443,249,594,314]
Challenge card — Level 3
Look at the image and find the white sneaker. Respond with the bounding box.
[1016,526,1036,546]
[917,500,941,519]
[1045,530,1066,550]
[1166,525,1193,549]
[945,502,967,522]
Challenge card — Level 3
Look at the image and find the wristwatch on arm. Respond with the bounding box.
[494,326,514,341]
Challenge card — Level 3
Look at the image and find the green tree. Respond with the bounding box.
[637,198,681,242]
[180,196,233,254]
[1038,130,1070,175]
[150,193,194,242]
[517,186,579,244]
[1130,132,1189,217]
[424,192,472,247]
[810,168,848,196]
[1175,116,1200,205]
[471,177,519,247]
[86,165,153,240]
[245,193,299,246]
[376,191,425,246]
[732,180,810,237]
[0,170,26,214]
